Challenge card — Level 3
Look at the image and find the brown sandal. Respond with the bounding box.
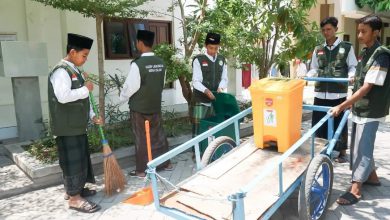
[336,192,361,205]
[69,200,101,213]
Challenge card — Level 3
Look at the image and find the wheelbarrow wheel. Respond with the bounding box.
[298,154,333,220]
[201,136,236,167]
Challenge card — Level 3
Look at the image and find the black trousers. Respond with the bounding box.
[312,97,348,151]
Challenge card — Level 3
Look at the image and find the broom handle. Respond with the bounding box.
[89,92,107,142]
[145,120,152,162]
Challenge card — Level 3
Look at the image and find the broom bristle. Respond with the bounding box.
[103,144,126,196]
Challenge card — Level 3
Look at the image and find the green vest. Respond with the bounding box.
[352,43,390,118]
[192,54,226,103]
[314,41,351,93]
[48,61,89,136]
[128,55,166,114]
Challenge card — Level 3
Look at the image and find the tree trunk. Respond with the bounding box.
[95,14,105,124]
[178,75,193,118]
[258,64,268,79]
[178,75,192,103]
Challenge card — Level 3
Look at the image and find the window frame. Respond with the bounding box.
[103,17,172,60]
[103,18,131,60]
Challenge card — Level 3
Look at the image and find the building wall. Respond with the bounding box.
[307,2,321,26]
[343,17,358,46]
[0,0,30,138]
[309,0,390,53]
[0,0,190,139]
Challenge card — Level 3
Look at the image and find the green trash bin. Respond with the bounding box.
[199,92,241,155]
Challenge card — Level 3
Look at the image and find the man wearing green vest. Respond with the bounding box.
[48,33,101,213]
[191,32,228,137]
[119,30,172,177]
[330,15,390,205]
[307,17,358,163]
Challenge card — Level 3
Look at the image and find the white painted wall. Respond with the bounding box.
[0,0,192,139]
[340,0,360,13]
[0,0,29,134]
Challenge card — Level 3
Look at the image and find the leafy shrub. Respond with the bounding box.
[162,110,191,137]
[238,100,253,121]
[24,137,57,164]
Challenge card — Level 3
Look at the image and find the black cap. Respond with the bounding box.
[137,30,155,42]
[67,33,93,50]
[205,32,221,45]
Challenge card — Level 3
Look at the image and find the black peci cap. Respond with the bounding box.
[205,32,221,45]
[137,30,155,42]
[67,33,93,50]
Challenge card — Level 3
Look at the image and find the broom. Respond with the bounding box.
[89,93,126,196]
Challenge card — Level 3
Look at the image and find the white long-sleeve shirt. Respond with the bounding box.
[50,59,95,119]
[307,38,358,99]
[192,53,228,93]
[119,52,166,104]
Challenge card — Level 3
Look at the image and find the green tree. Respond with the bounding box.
[31,0,148,122]
[205,0,321,79]
[355,0,390,12]
[170,0,209,103]
[147,0,209,104]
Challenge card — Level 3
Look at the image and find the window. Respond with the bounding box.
[343,34,350,42]
[104,18,172,59]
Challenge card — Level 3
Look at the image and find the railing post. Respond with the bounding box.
[311,133,315,159]
[327,117,334,141]
[278,163,283,196]
[234,120,240,145]
[148,167,160,209]
[194,143,202,170]
[230,192,246,220]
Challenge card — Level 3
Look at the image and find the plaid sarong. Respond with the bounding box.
[56,134,95,196]
[130,111,170,173]
[191,102,215,137]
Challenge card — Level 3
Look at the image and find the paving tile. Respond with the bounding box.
[0,155,13,167]
[0,164,33,192]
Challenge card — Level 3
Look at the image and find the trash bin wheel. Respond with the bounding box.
[298,154,333,220]
[201,136,236,167]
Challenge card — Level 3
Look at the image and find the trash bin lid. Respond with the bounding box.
[212,92,240,118]
[249,78,305,94]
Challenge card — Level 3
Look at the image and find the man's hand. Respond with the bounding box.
[85,81,94,91]
[349,76,355,84]
[205,89,215,100]
[217,88,223,93]
[92,116,103,125]
[329,105,342,117]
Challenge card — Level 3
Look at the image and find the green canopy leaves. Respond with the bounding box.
[32,0,148,17]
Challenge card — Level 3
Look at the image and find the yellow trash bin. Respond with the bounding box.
[249,78,305,153]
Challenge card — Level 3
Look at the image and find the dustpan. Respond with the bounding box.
[123,186,153,205]
[123,120,154,205]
